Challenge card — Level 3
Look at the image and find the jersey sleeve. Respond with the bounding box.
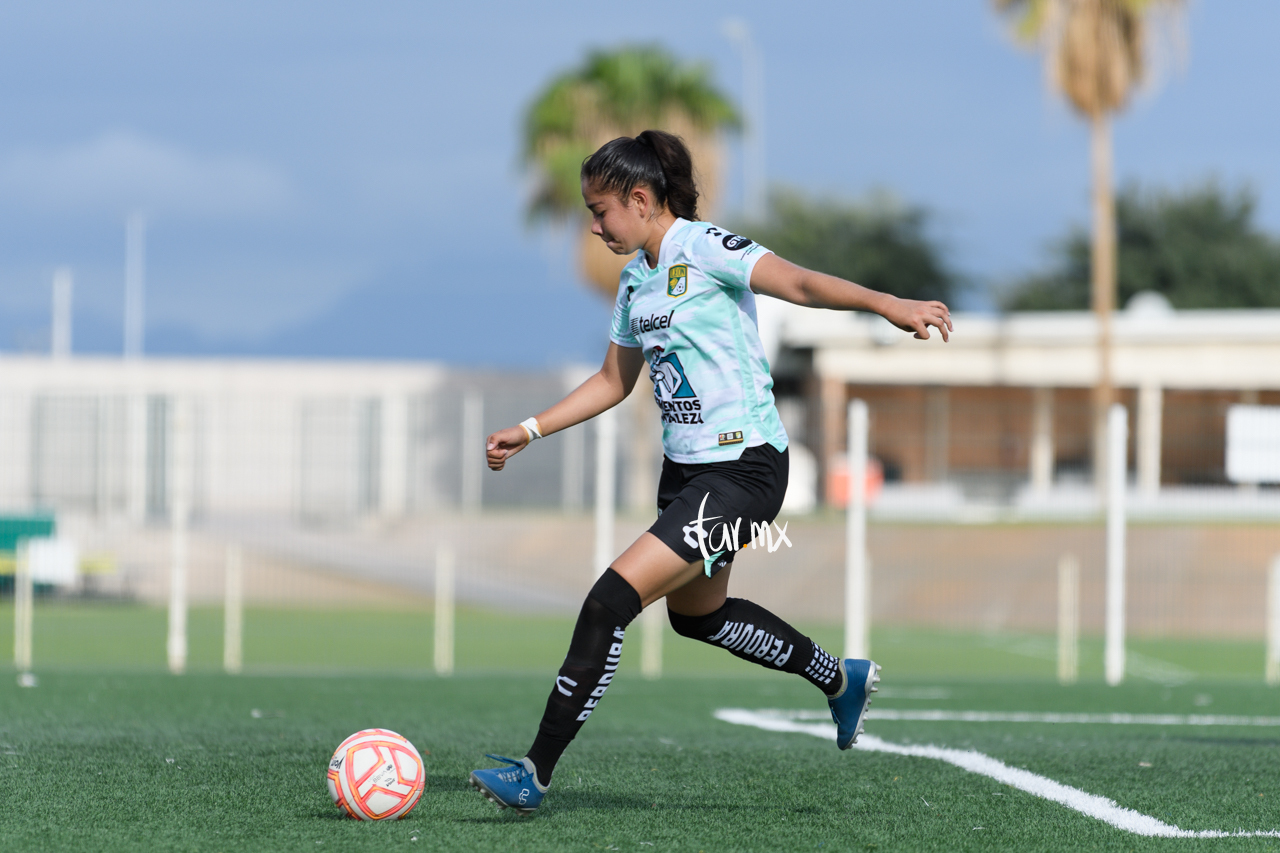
[608,273,640,348]
[691,227,773,293]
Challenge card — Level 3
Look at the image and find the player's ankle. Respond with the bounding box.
[824,660,848,699]
[525,757,551,792]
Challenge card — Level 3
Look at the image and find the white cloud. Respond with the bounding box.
[0,131,292,218]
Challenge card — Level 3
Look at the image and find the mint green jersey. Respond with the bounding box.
[609,218,789,464]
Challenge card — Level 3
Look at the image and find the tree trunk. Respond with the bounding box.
[1090,113,1116,496]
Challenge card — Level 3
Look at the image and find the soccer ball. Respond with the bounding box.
[327,728,425,820]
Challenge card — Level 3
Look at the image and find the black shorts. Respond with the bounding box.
[648,443,789,576]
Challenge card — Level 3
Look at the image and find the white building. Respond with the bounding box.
[762,294,1280,506]
[0,357,648,522]
[2,295,1278,525]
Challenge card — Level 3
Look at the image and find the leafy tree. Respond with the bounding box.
[523,46,739,297]
[746,189,959,305]
[1002,183,1280,310]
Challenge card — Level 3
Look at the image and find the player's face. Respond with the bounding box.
[582,179,647,255]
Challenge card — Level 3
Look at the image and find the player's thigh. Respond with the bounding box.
[665,565,732,617]
[610,531,703,608]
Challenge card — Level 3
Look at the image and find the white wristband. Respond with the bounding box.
[519,417,543,442]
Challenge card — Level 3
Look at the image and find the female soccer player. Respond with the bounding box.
[469,130,951,815]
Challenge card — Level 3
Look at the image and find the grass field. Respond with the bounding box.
[1,670,1279,852]
[1,603,1278,851]
[0,601,1270,680]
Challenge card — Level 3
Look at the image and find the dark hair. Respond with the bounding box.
[581,129,699,220]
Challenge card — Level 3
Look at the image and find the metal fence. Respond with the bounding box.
[1,367,1277,683]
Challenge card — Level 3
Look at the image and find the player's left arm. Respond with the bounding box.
[749,252,953,342]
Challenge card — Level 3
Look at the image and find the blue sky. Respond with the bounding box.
[1,1,1276,365]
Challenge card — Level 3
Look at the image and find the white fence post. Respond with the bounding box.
[167,397,192,675]
[434,543,455,676]
[13,542,32,674]
[1136,383,1163,499]
[126,391,147,524]
[845,399,870,660]
[561,425,584,512]
[1030,387,1054,495]
[1104,404,1127,687]
[1058,553,1079,685]
[223,544,243,674]
[461,392,483,513]
[640,602,664,680]
[593,408,617,579]
[1267,555,1279,687]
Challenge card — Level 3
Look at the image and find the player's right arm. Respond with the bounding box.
[486,342,645,471]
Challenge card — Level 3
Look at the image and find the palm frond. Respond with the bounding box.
[992,0,1183,117]
[521,45,740,221]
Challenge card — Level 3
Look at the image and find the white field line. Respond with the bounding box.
[715,708,1280,839]
[774,708,1280,727]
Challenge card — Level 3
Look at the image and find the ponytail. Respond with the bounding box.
[581,129,700,221]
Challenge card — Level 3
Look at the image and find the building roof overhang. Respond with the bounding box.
[774,304,1280,390]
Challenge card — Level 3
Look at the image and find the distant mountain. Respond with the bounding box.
[253,269,612,366]
[2,263,613,367]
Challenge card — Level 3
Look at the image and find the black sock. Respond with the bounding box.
[525,568,642,788]
[668,598,843,696]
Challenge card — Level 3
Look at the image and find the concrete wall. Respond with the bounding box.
[0,356,667,520]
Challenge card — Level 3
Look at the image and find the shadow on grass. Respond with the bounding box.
[454,815,535,824]
[451,789,654,820]
[313,808,437,821]
[310,774,466,820]
[423,772,469,793]
[541,790,805,815]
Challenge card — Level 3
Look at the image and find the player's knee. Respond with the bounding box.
[667,601,729,639]
[667,607,702,638]
[586,567,643,625]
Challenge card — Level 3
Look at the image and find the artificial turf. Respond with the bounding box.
[1,670,1278,852]
[0,602,1277,851]
[0,601,1269,680]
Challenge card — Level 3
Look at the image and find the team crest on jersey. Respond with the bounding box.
[649,346,705,426]
[667,265,688,298]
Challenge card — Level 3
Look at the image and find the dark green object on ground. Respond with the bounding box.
[0,514,56,556]
[0,514,55,596]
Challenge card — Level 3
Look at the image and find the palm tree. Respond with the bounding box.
[523,46,740,298]
[993,0,1183,488]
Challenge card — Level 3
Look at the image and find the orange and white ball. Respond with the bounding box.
[327,728,425,820]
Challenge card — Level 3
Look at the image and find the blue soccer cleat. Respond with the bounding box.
[828,659,880,750]
[468,754,547,815]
